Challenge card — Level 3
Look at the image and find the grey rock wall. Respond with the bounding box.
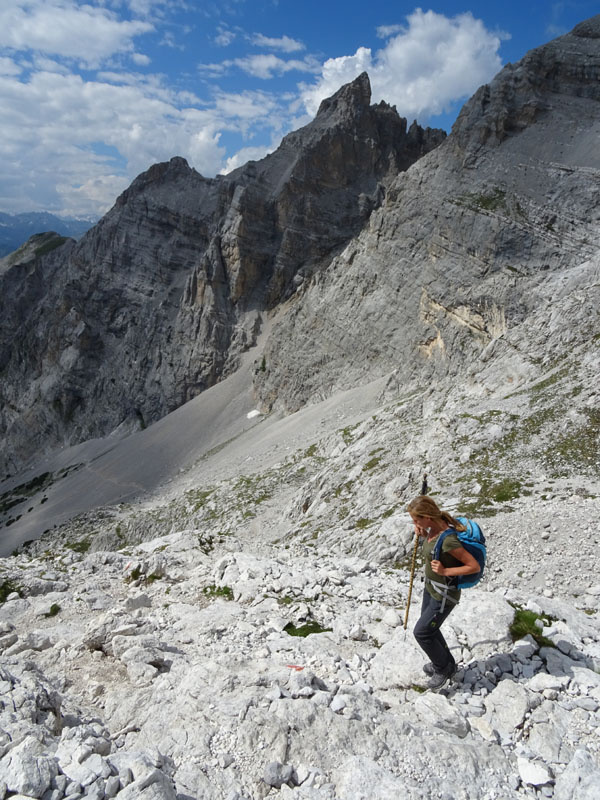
[0,74,444,477]
[254,16,600,413]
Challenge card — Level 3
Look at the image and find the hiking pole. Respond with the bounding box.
[403,528,420,630]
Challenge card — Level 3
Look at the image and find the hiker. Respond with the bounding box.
[407,495,480,691]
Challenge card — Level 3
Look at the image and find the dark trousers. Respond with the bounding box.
[413,589,456,673]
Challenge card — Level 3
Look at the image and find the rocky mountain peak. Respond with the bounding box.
[451,15,600,153]
[315,70,372,119]
[0,74,445,478]
[572,13,600,37]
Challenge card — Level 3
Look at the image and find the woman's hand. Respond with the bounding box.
[413,521,430,537]
[431,559,446,575]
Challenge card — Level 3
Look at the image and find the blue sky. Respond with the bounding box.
[0,1,597,218]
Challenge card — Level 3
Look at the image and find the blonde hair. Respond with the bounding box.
[406,495,467,532]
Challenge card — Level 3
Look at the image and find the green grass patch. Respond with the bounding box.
[34,236,69,257]
[44,603,61,618]
[509,606,555,648]
[277,595,295,606]
[283,620,332,637]
[0,579,21,603]
[354,517,373,529]
[333,480,354,498]
[64,539,91,554]
[202,584,233,600]
[457,188,507,212]
[186,488,214,514]
[340,422,362,445]
[460,474,528,517]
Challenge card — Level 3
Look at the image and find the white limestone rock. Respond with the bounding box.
[554,749,600,800]
[518,757,553,786]
[448,591,514,657]
[333,756,413,800]
[368,632,424,689]
[413,692,470,738]
[484,679,531,741]
[0,736,59,799]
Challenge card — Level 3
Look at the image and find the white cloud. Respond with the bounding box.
[131,52,151,66]
[197,61,229,77]
[0,67,228,214]
[250,33,304,53]
[125,0,174,16]
[213,89,279,122]
[57,174,131,218]
[232,53,320,79]
[159,30,184,49]
[215,26,236,47]
[0,56,21,75]
[376,24,404,39]
[0,0,153,68]
[300,9,506,121]
[221,143,275,174]
[299,47,373,116]
[0,4,510,220]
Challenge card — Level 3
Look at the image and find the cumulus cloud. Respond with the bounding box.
[220,143,275,174]
[0,1,153,68]
[250,33,305,52]
[232,53,320,79]
[299,47,373,115]
[0,68,229,214]
[300,9,506,120]
[57,174,131,218]
[0,4,510,219]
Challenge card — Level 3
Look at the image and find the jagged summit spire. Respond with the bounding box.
[571,13,600,37]
[315,72,372,120]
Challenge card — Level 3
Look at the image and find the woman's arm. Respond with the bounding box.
[431,546,480,576]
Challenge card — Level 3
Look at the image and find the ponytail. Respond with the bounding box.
[440,510,467,532]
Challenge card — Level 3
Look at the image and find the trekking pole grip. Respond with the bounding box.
[403,530,420,630]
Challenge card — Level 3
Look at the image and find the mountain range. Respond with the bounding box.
[0,211,94,258]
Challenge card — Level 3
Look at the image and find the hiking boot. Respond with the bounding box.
[423,662,435,676]
[426,663,457,692]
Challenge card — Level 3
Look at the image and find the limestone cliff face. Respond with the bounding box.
[254,16,600,413]
[0,74,444,476]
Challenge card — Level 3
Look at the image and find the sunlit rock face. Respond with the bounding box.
[0,73,444,477]
[254,16,600,413]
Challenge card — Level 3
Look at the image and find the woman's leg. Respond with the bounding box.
[413,590,456,673]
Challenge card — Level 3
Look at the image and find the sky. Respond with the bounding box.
[0,1,597,219]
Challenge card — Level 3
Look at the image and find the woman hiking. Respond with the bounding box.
[407,495,480,691]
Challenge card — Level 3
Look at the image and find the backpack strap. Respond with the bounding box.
[427,577,459,613]
[431,529,460,612]
[432,529,454,560]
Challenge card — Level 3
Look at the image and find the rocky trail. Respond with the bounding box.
[1,418,600,800]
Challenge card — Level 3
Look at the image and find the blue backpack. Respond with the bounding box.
[433,516,486,589]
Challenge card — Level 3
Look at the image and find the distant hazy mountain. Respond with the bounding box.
[0,211,95,257]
